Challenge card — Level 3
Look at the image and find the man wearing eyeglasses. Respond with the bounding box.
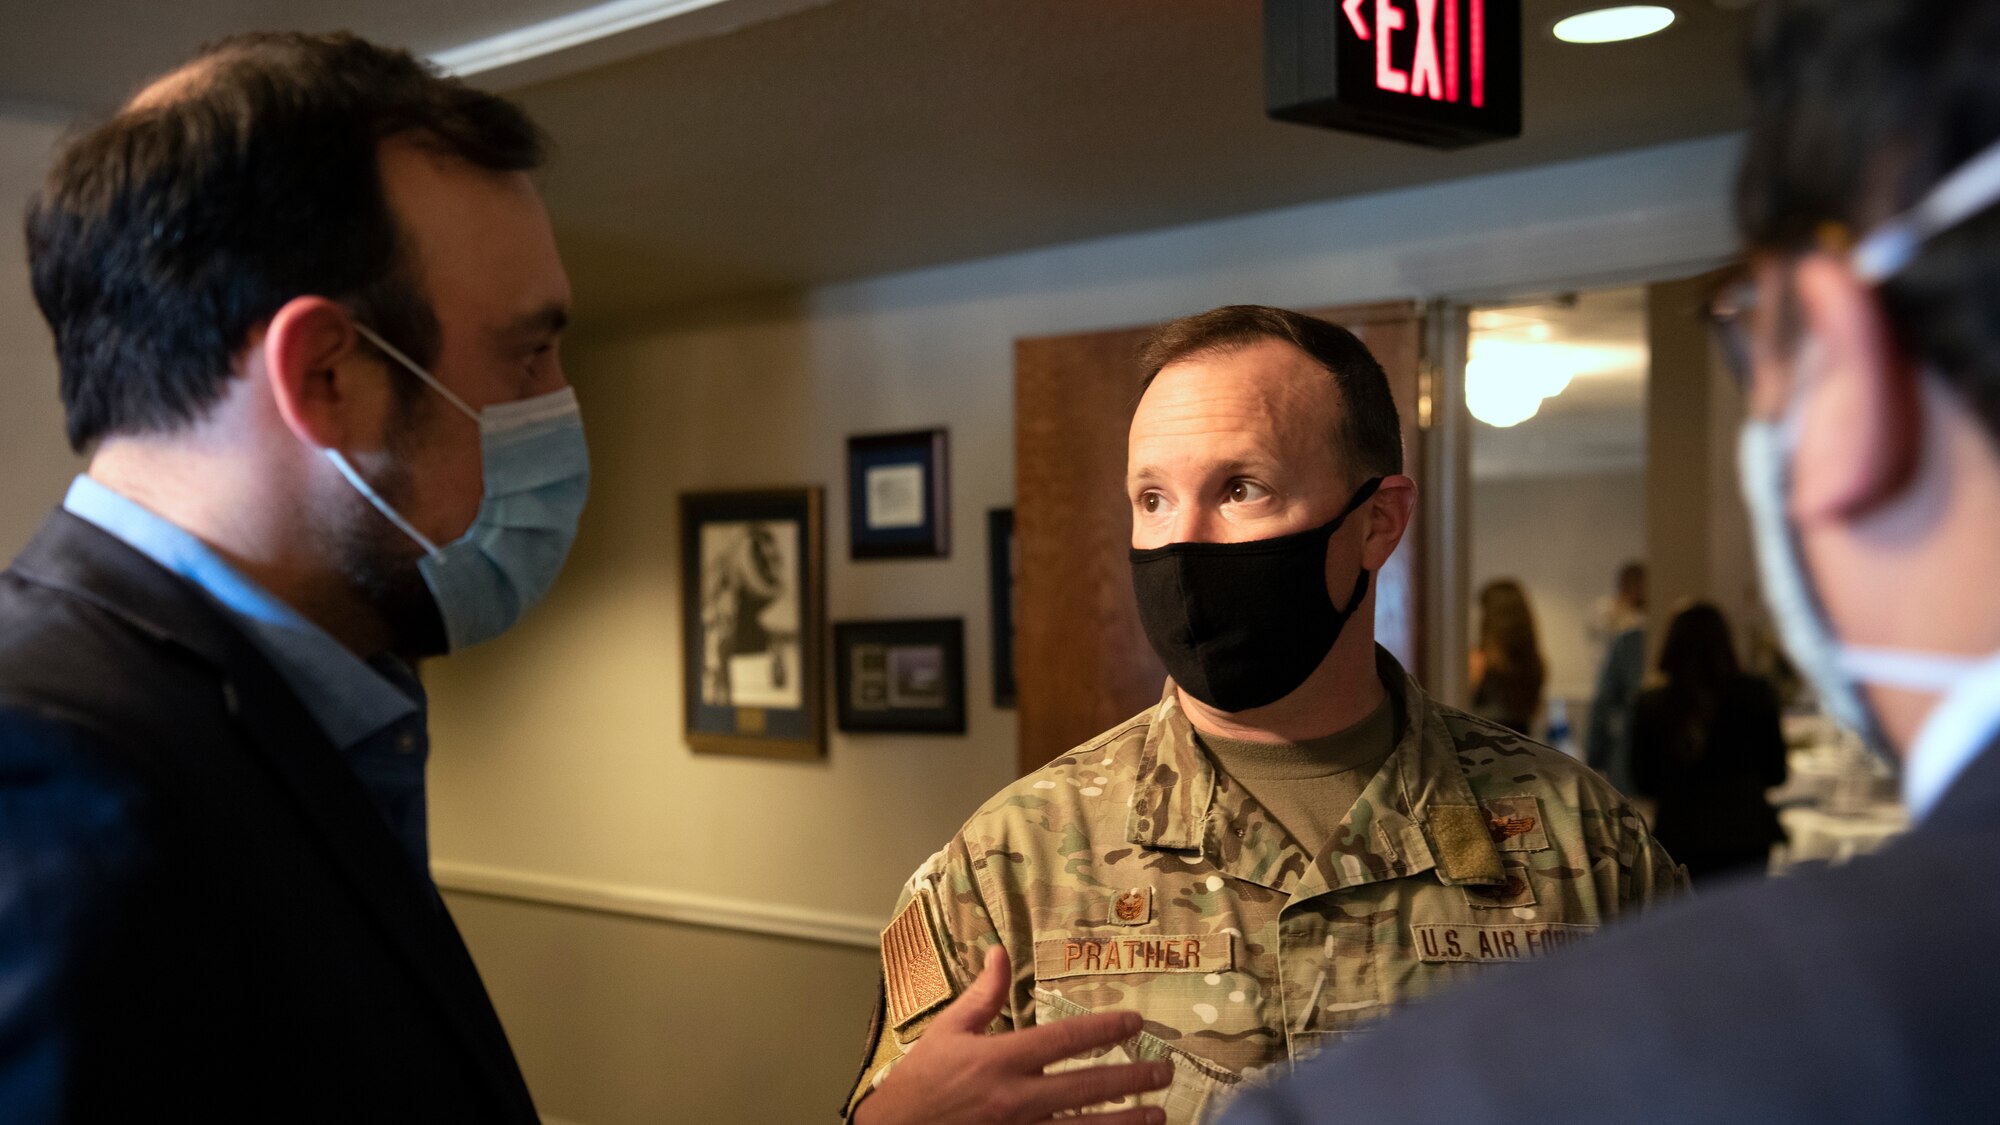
[1219,2,2000,1122]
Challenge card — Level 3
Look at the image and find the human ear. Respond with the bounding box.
[1361,475,1418,570]
[1788,254,1923,523]
[260,296,376,451]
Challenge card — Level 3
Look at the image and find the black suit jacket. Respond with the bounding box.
[0,511,538,1123]
[1219,727,2000,1124]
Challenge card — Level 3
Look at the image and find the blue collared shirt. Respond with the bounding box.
[1900,650,2000,822]
[62,475,434,874]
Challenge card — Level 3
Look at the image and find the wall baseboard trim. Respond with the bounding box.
[433,861,884,949]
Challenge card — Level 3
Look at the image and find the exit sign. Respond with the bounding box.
[1267,0,1522,149]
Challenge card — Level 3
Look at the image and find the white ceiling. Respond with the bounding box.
[1,1,1754,322]
[0,1,586,112]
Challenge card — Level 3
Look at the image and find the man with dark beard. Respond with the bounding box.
[0,32,1166,1124]
[0,33,585,1121]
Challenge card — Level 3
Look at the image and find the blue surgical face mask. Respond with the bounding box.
[1739,132,2000,763]
[1741,399,1998,775]
[324,323,590,652]
[1738,395,1891,755]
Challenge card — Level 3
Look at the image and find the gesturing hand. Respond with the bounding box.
[854,945,1174,1125]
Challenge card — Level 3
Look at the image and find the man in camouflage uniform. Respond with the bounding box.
[846,306,1683,1125]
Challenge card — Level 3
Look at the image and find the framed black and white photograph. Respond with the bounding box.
[988,508,1017,708]
[847,428,949,559]
[681,488,825,759]
[833,618,966,734]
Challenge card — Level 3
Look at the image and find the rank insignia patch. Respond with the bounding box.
[880,894,953,1030]
[1109,887,1152,925]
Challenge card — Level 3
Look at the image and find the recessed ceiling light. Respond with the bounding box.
[1552,5,1678,44]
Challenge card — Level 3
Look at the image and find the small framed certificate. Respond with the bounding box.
[847,429,949,559]
[833,618,967,734]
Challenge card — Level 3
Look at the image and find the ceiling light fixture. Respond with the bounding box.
[1465,342,1579,429]
[429,0,712,74]
[1552,5,1678,44]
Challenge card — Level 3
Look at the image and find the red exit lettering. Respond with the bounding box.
[1345,0,1485,107]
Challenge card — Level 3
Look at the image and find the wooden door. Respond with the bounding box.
[1013,302,1427,775]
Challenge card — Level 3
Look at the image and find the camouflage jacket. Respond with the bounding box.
[845,649,1684,1123]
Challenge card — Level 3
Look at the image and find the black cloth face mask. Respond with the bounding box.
[1130,477,1383,714]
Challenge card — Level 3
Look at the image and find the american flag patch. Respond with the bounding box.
[881,894,953,1030]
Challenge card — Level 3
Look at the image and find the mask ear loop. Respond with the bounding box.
[1851,133,2000,283]
[1330,476,1386,531]
[326,320,476,561]
[1328,476,1385,617]
[350,322,479,422]
[324,449,444,558]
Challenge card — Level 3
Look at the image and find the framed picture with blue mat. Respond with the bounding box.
[847,428,949,559]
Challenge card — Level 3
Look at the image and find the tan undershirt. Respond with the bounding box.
[1194,694,1399,856]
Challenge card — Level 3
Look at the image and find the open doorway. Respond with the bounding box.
[1463,286,1648,762]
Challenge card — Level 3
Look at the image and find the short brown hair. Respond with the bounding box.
[27,32,547,453]
[1138,305,1403,479]
[1736,0,2000,449]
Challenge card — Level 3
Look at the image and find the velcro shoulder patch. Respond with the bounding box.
[1429,804,1506,884]
[880,893,954,1031]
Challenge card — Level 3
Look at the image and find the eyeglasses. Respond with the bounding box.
[1701,133,2000,391]
[1702,270,1757,389]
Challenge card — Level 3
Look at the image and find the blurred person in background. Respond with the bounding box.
[1631,603,1787,881]
[1586,563,1649,795]
[1590,560,1648,645]
[1219,2,2000,1121]
[1469,578,1545,737]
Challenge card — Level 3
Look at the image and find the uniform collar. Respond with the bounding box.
[1126,647,1507,895]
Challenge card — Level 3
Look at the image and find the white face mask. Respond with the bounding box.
[1735,395,1985,760]
[1738,132,2000,770]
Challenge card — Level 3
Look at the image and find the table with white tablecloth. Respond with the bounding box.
[1767,717,1908,872]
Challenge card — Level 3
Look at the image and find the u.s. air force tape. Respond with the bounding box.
[880,894,954,1030]
[1411,922,1596,963]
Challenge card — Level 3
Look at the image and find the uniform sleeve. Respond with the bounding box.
[0,706,156,1123]
[1601,763,1688,909]
[841,832,1012,1120]
[1619,809,1689,908]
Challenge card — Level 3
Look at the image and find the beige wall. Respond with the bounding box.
[444,889,880,1125]
[0,112,78,557]
[1646,275,1759,665]
[1471,470,1648,707]
[426,135,1744,1125]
